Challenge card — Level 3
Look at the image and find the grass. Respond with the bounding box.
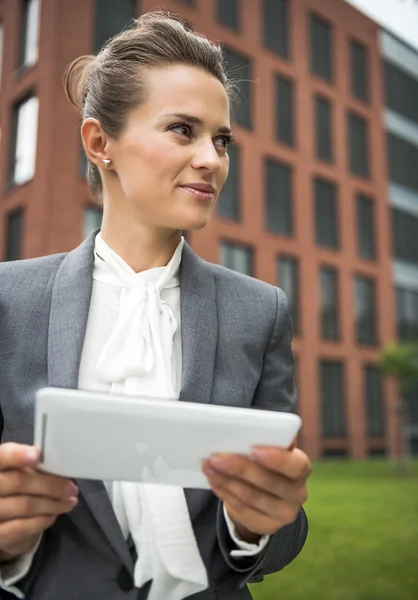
[249,460,418,600]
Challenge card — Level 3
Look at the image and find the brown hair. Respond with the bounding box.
[63,10,236,200]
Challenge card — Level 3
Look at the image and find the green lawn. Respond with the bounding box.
[250,460,418,600]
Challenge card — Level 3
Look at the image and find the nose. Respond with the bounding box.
[191,138,221,173]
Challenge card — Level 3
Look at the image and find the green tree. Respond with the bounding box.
[377,341,418,473]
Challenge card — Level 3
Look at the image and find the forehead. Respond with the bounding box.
[133,64,231,126]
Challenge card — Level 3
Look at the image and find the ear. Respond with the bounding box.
[81,118,111,168]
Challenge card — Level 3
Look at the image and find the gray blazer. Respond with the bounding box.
[0,231,307,600]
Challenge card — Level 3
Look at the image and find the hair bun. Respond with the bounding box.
[63,55,95,112]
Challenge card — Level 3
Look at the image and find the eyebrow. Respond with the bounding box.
[162,112,233,135]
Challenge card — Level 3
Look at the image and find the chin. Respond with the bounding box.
[176,208,213,231]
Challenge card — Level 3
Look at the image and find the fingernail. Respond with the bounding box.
[251,448,269,461]
[65,483,79,496]
[209,456,231,472]
[67,497,78,506]
[25,448,39,462]
[202,464,217,477]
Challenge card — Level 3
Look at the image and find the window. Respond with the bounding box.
[350,40,369,102]
[396,287,418,341]
[384,61,418,125]
[314,178,338,249]
[365,366,385,437]
[315,95,333,162]
[275,75,294,146]
[218,144,240,220]
[263,0,289,58]
[357,195,376,260]
[217,0,239,31]
[5,210,24,261]
[348,113,369,178]
[310,14,332,82]
[320,361,346,437]
[392,208,418,265]
[223,48,252,129]
[94,0,136,53]
[220,241,253,275]
[320,266,339,340]
[84,206,103,239]
[387,134,418,193]
[355,275,377,345]
[19,0,40,68]
[10,95,39,186]
[278,256,299,333]
[265,159,293,236]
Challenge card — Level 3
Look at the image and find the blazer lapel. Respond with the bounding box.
[179,243,219,522]
[48,231,133,571]
[179,243,217,407]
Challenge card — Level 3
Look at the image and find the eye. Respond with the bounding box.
[214,134,235,151]
[167,123,193,138]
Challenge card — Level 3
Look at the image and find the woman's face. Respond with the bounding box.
[101,64,232,232]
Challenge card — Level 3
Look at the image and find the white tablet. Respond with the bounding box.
[34,387,302,489]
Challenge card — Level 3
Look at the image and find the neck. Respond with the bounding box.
[100,213,182,274]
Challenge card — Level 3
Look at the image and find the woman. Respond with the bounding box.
[0,11,311,600]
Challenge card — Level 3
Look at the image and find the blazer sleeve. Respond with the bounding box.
[216,286,308,586]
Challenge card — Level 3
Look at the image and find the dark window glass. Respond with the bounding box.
[220,241,253,275]
[314,178,338,249]
[348,113,369,177]
[84,206,103,239]
[94,0,136,53]
[265,159,293,236]
[387,133,418,193]
[365,366,385,437]
[275,75,294,146]
[217,0,239,30]
[278,256,299,333]
[392,208,418,265]
[350,40,369,102]
[320,266,339,340]
[396,287,418,341]
[263,0,289,58]
[315,95,333,162]
[5,210,24,261]
[384,60,418,125]
[310,14,332,82]
[355,275,377,345]
[357,194,376,260]
[223,48,252,129]
[320,361,346,437]
[19,0,40,68]
[218,144,240,220]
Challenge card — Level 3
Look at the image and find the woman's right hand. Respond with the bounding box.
[0,443,79,562]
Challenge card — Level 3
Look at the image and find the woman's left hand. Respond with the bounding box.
[202,443,311,543]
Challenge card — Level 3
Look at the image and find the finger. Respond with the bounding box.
[0,469,78,501]
[0,444,40,471]
[204,467,301,522]
[0,516,57,550]
[0,495,78,522]
[204,457,307,505]
[250,447,312,481]
[289,437,297,451]
[213,489,286,536]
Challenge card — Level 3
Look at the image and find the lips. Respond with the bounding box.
[180,183,215,193]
